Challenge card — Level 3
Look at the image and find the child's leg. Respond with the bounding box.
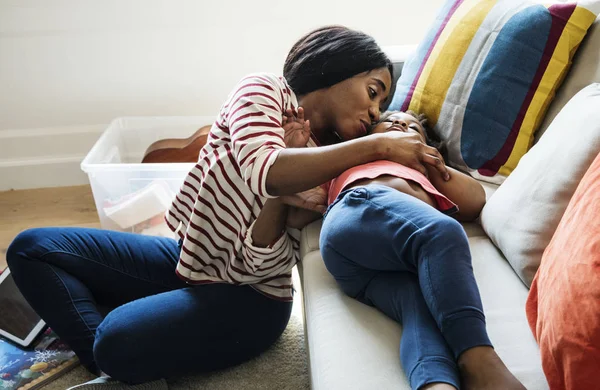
[320,229,459,389]
[320,185,491,359]
[363,272,460,389]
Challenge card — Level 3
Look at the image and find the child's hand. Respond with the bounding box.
[280,107,326,214]
[280,185,327,214]
[282,107,311,148]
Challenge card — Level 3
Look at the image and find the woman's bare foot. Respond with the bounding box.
[458,346,525,390]
[422,383,457,390]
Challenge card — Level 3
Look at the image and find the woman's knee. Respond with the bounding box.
[6,228,49,269]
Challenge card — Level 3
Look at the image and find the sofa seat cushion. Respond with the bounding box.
[299,235,547,390]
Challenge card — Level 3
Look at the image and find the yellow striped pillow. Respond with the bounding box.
[389,0,600,183]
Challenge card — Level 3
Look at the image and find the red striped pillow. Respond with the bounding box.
[389,0,600,183]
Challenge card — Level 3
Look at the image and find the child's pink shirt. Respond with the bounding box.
[327,160,458,214]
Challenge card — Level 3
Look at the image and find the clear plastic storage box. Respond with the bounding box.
[81,117,214,237]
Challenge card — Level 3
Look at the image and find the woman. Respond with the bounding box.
[320,111,525,389]
[6,26,449,389]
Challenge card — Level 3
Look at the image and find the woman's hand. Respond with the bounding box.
[282,107,311,148]
[374,131,450,181]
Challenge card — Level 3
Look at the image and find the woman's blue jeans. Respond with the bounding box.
[320,185,492,389]
[6,227,292,384]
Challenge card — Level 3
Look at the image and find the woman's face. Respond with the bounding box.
[371,112,427,143]
[324,67,392,141]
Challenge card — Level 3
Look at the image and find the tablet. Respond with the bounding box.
[0,268,47,347]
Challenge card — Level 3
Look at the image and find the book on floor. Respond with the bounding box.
[0,328,79,390]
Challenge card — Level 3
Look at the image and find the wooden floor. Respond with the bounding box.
[0,185,100,270]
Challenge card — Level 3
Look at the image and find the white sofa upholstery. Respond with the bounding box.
[298,16,600,390]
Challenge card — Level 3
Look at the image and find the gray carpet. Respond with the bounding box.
[40,312,308,390]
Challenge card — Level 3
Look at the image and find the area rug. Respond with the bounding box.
[0,259,309,390]
[41,306,309,390]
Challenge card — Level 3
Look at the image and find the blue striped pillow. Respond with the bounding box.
[389,0,600,183]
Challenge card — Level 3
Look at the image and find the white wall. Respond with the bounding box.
[0,0,443,189]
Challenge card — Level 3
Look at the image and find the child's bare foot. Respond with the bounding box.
[458,347,525,390]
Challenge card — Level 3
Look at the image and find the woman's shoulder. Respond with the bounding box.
[225,73,297,111]
[236,73,291,92]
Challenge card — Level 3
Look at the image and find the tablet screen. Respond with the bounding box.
[0,270,45,343]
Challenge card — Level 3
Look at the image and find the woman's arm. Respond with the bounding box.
[286,208,323,229]
[427,165,486,222]
[267,131,449,196]
[250,198,289,247]
[242,197,295,273]
[227,75,449,198]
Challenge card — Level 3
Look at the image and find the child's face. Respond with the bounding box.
[371,112,427,143]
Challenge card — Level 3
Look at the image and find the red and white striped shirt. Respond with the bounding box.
[165,73,312,301]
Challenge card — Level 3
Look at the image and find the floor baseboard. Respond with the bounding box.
[0,125,105,191]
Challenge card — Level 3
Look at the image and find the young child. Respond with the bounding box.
[326,110,485,221]
[281,109,486,226]
[319,111,524,390]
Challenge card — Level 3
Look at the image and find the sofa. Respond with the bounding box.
[297,15,600,390]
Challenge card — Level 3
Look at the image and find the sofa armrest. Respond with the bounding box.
[299,219,323,259]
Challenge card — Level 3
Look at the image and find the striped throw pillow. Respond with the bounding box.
[389,0,600,183]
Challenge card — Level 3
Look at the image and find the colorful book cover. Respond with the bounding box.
[0,328,79,390]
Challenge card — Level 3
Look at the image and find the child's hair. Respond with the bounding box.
[378,110,447,159]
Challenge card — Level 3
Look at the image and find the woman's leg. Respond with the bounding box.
[320,185,491,358]
[6,227,186,374]
[7,227,293,384]
[93,283,292,383]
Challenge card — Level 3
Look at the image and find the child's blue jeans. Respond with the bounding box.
[320,185,492,389]
[6,227,292,384]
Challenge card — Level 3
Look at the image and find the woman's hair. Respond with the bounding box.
[379,110,448,159]
[283,25,393,96]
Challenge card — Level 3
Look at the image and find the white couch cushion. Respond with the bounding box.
[300,250,407,389]
[481,84,600,286]
[467,237,546,388]
[299,235,547,390]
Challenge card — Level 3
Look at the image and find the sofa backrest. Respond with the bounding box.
[386,16,600,146]
[536,16,600,142]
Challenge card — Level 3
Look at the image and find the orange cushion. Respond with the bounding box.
[526,151,600,390]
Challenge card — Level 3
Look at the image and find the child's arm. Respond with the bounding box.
[283,182,329,229]
[427,165,486,222]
